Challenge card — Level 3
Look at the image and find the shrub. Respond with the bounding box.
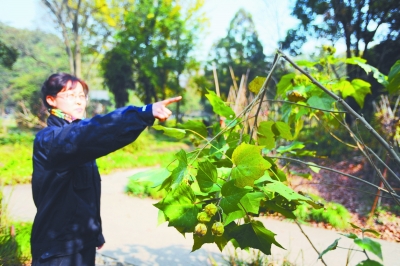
[295,194,351,229]
[125,180,167,199]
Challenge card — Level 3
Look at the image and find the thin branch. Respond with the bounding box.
[269,156,400,199]
[264,99,347,113]
[279,49,400,168]
[295,220,328,266]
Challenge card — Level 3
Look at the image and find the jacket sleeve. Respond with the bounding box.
[35,105,155,171]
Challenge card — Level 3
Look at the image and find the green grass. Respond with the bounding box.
[0,129,188,185]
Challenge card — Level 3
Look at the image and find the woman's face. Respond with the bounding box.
[46,81,87,119]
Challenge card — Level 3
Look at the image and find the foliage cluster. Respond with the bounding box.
[131,49,400,264]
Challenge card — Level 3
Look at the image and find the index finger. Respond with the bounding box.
[161,96,182,106]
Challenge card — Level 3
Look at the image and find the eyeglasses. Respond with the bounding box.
[56,92,89,102]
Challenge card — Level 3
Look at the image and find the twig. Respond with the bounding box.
[295,220,328,266]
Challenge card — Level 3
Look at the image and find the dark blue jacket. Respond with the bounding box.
[31,105,154,259]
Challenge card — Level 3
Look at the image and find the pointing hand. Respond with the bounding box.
[152,96,182,122]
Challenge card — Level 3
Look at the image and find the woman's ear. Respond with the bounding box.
[46,95,56,108]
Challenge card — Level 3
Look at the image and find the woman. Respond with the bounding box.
[31,73,181,265]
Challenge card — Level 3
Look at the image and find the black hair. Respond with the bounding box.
[41,73,89,109]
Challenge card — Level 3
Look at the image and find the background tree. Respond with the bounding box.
[0,23,69,127]
[102,0,205,107]
[282,0,400,78]
[41,0,133,78]
[204,8,267,99]
[0,40,18,70]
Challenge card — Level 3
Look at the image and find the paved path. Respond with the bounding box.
[2,169,400,266]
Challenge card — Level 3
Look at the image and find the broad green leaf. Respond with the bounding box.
[261,175,310,202]
[263,201,296,219]
[257,121,276,149]
[170,149,189,189]
[347,57,388,87]
[387,60,400,94]
[220,180,250,214]
[239,192,265,214]
[354,238,382,260]
[307,95,334,111]
[232,143,272,187]
[178,120,208,138]
[277,73,295,98]
[205,90,235,119]
[356,259,383,266]
[196,160,218,193]
[249,76,267,94]
[318,238,340,259]
[157,210,167,225]
[272,121,293,140]
[229,220,284,255]
[154,184,199,232]
[152,125,186,139]
[128,168,171,187]
[223,209,246,225]
[349,79,372,108]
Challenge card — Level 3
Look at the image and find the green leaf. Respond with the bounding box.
[290,171,312,180]
[318,238,340,259]
[307,95,334,111]
[350,79,372,108]
[178,120,208,138]
[350,223,361,230]
[260,175,309,202]
[354,238,382,260]
[223,209,246,225]
[229,220,284,255]
[263,201,296,219]
[340,232,358,239]
[152,125,186,139]
[307,162,321,173]
[192,224,215,252]
[272,121,293,140]
[170,149,189,189]
[128,168,171,187]
[296,60,316,68]
[205,90,235,119]
[154,184,199,232]
[257,121,276,149]
[277,73,295,98]
[356,259,383,266]
[387,60,400,94]
[276,141,305,153]
[220,180,250,214]
[363,229,380,237]
[232,143,272,187]
[249,76,267,94]
[196,160,218,193]
[239,192,265,214]
[346,57,388,87]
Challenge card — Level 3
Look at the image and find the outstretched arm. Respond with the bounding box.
[152,96,182,122]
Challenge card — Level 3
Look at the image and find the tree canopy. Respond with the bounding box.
[101,0,205,106]
[204,8,268,99]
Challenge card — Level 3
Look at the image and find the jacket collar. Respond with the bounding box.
[47,114,81,127]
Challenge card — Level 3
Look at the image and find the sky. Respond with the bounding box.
[0,0,303,60]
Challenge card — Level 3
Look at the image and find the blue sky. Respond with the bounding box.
[0,0,301,59]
